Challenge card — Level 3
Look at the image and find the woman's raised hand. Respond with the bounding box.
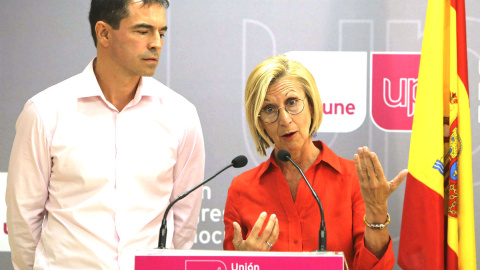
[354,146,408,218]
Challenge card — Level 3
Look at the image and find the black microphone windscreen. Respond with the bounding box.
[277,150,291,162]
[231,155,248,168]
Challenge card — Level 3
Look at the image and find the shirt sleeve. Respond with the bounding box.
[6,101,51,270]
[223,178,240,250]
[351,171,395,270]
[170,107,205,249]
[354,236,395,270]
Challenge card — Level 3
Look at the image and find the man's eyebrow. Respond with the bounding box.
[132,23,168,31]
[132,23,153,29]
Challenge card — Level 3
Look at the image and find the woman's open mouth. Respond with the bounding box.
[281,131,296,141]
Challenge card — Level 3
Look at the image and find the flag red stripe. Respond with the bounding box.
[447,243,459,270]
[398,173,445,269]
[452,0,469,93]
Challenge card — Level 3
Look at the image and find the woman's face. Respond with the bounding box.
[260,77,312,155]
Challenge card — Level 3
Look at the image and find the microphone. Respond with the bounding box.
[277,149,327,251]
[158,155,248,249]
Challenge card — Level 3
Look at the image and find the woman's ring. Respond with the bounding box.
[266,241,273,249]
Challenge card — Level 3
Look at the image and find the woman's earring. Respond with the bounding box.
[312,130,317,138]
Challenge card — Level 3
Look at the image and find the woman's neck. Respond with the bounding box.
[276,140,320,174]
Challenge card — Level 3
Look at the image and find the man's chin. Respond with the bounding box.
[140,69,156,77]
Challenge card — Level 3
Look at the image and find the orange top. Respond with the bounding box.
[224,141,394,270]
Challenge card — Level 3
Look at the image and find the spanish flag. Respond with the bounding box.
[397,0,477,269]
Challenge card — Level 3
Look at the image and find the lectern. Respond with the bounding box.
[135,249,347,270]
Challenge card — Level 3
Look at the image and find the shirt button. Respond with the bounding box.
[294,239,298,244]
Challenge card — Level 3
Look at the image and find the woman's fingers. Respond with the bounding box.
[232,221,243,250]
[250,212,268,237]
[355,147,372,183]
[389,169,409,192]
[370,151,386,182]
[354,154,364,180]
[267,216,280,248]
[261,214,278,249]
[233,212,279,251]
[354,146,408,216]
[360,147,378,181]
[356,147,388,184]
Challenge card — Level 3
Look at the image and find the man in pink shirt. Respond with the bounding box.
[6,1,205,269]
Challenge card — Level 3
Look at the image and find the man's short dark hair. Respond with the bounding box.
[89,0,169,47]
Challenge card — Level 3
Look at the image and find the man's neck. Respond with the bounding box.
[93,58,140,112]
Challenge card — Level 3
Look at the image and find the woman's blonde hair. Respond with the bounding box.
[245,55,323,156]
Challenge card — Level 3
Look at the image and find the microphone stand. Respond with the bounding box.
[158,155,248,249]
[284,154,327,251]
[158,164,232,249]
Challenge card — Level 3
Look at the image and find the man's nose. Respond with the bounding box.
[148,32,163,51]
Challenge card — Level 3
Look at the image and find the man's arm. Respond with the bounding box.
[6,101,50,269]
[170,108,205,249]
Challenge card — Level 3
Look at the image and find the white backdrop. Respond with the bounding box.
[1,1,479,269]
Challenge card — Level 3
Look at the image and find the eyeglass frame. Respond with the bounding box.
[257,98,306,124]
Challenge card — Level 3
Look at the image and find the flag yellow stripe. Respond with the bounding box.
[407,0,448,197]
[457,72,476,270]
[447,4,459,258]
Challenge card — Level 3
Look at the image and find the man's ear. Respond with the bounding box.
[95,21,111,48]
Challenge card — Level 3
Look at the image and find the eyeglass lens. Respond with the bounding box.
[260,99,305,123]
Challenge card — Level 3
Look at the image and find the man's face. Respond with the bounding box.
[108,1,167,77]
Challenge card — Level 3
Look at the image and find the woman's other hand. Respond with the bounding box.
[232,212,279,251]
[354,146,408,258]
[354,146,408,219]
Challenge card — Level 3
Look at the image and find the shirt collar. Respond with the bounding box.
[313,141,344,174]
[75,58,104,98]
[260,140,344,178]
[76,58,163,100]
